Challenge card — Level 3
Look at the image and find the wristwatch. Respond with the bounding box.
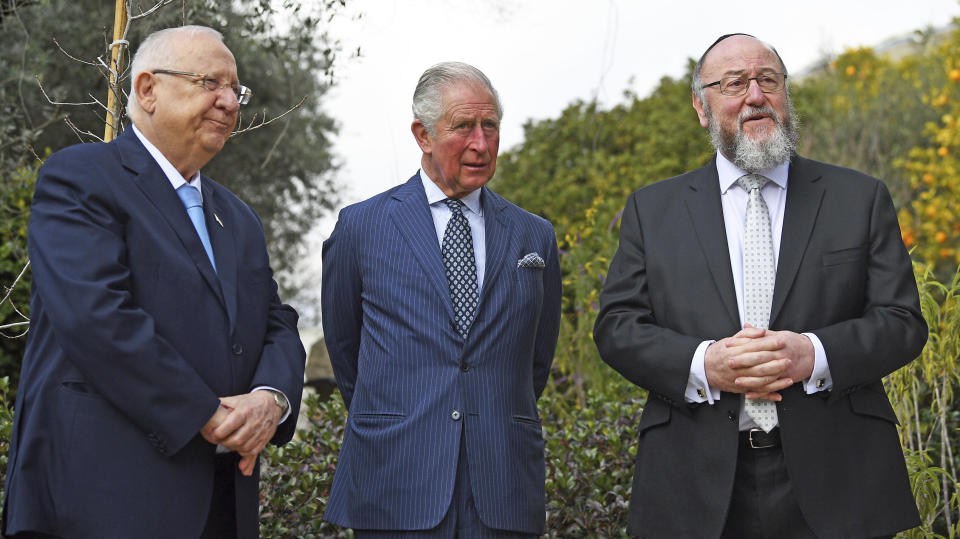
[269,390,289,417]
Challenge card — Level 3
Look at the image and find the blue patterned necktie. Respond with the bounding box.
[442,199,479,339]
[738,174,777,432]
[176,184,217,273]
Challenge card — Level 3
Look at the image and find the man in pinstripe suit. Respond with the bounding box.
[321,62,562,537]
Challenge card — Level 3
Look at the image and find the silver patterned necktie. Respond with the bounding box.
[738,174,778,432]
[442,199,479,339]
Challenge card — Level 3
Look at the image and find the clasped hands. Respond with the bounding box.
[200,391,282,476]
[704,325,815,401]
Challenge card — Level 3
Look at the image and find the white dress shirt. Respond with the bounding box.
[420,169,487,293]
[684,153,833,429]
[132,124,202,191]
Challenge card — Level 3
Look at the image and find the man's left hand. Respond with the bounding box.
[741,330,815,400]
[209,391,283,476]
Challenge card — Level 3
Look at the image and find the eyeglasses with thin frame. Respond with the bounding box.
[151,69,253,105]
[701,72,787,97]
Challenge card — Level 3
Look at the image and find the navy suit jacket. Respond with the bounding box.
[2,129,305,539]
[594,155,927,538]
[321,173,561,534]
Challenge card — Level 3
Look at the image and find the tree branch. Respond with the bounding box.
[128,0,174,21]
[234,95,307,136]
[0,260,30,339]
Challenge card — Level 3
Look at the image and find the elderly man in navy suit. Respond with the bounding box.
[594,34,926,538]
[2,26,305,539]
[322,62,562,537]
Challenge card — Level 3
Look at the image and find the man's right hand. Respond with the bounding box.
[704,325,794,400]
[200,403,232,445]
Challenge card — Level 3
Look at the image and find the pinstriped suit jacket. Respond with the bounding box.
[321,173,561,533]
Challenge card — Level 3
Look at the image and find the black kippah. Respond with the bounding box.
[702,33,756,58]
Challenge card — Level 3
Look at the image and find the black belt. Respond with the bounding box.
[739,427,781,449]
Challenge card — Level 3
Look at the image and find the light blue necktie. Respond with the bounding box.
[176,184,217,273]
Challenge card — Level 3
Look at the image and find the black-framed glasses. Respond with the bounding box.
[151,69,252,105]
[702,72,787,97]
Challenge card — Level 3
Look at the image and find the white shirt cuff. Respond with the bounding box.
[685,340,720,404]
[802,333,832,393]
[252,386,292,423]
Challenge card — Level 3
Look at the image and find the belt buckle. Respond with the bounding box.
[748,428,773,449]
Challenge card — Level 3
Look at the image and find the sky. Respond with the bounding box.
[296,0,956,311]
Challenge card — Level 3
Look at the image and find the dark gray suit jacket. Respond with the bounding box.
[594,155,926,538]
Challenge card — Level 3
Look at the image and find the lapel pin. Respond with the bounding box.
[214,213,224,228]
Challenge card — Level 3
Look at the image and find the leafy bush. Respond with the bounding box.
[540,377,641,537]
[0,162,36,393]
[259,391,350,538]
[889,263,960,538]
[0,377,15,501]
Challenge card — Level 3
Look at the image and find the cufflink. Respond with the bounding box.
[697,388,707,399]
[816,378,825,389]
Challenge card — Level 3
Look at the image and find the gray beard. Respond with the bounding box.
[707,103,799,173]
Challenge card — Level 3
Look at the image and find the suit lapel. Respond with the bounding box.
[389,174,455,318]
[770,156,824,326]
[683,164,740,329]
[117,130,227,312]
[203,180,238,332]
[475,187,513,319]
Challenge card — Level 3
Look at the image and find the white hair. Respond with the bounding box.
[412,62,503,136]
[704,100,800,173]
[126,25,225,116]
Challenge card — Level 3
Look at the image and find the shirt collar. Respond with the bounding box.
[715,151,789,194]
[419,168,483,217]
[131,124,202,196]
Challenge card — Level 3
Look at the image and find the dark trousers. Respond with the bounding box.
[720,431,896,539]
[200,453,238,539]
[355,424,537,539]
[721,430,817,539]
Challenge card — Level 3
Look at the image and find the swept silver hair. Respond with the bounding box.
[412,61,503,136]
[127,25,226,116]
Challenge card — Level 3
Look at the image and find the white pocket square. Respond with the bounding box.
[517,252,545,269]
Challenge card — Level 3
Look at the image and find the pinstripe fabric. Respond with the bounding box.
[321,173,562,534]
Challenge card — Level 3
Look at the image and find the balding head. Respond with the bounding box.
[691,34,787,104]
[127,26,230,120]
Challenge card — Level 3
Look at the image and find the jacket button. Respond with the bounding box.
[450,410,461,421]
[460,362,469,372]
[232,343,243,355]
[728,410,737,421]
